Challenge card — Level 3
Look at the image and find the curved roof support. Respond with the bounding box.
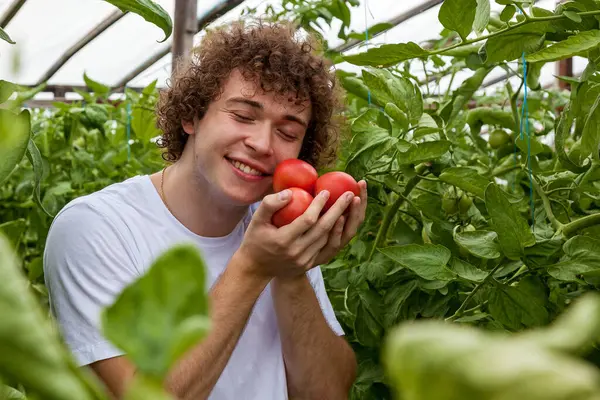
[0,0,26,28]
[332,0,444,54]
[35,9,127,86]
[114,0,246,90]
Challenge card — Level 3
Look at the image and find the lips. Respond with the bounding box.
[225,157,271,176]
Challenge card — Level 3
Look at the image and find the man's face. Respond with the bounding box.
[183,69,312,206]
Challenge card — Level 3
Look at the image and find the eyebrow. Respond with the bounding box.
[225,97,309,128]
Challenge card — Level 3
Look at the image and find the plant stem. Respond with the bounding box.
[414,186,439,196]
[545,186,575,195]
[531,176,563,231]
[562,213,600,238]
[446,263,503,322]
[434,10,600,57]
[492,164,522,177]
[367,165,427,261]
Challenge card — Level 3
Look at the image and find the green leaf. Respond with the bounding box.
[26,139,53,217]
[489,283,549,330]
[563,10,583,23]
[526,30,600,63]
[123,374,172,400]
[0,219,26,249]
[361,70,395,107]
[342,42,429,67]
[439,167,491,199]
[515,132,546,156]
[0,80,17,104]
[519,292,600,355]
[0,233,102,400]
[449,257,488,282]
[0,27,15,44]
[398,140,451,165]
[484,33,545,64]
[385,103,409,131]
[580,92,600,158]
[467,107,515,130]
[380,244,454,280]
[0,109,30,185]
[355,289,384,348]
[383,280,419,328]
[484,183,536,260]
[443,67,492,123]
[101,244,211,378]
[500,5,516,22]
[454,230,501,259]
[83,72,111,97]
[103,0,172,42]
[383,319,600,400]
[548,236,600,281]
[131,106,161,142]
[438,0,477,41]
[474,0,491,33]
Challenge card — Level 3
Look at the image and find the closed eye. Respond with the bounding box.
[232,113,254,122]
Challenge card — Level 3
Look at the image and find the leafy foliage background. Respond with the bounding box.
[2,0,600,399]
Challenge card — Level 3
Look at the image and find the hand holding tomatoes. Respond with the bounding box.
[236,159,367,279]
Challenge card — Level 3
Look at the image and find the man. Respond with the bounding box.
[43,19,366,400]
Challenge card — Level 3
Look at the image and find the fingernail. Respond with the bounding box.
[346,192,354,201]
[279,190,290,200]
[320,190,330,199]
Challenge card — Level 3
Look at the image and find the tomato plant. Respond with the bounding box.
[2,0,600,399]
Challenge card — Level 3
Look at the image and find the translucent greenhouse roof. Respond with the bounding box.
[0,0,588,101]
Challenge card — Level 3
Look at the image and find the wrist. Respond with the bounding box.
[228,250,272,290]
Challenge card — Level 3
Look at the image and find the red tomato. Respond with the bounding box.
[272,187,314,227]
[315,171,360,212]
[273,159,318,195]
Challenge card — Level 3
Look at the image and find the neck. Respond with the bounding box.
[152,155,250,238]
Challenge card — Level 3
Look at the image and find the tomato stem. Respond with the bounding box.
[446,263,503,322]
[562,213,600,238]
[367,164,427,262]
[435,10,600,58]
[531,176,563,232]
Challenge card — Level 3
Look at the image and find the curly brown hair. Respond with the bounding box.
[155,19,345,170]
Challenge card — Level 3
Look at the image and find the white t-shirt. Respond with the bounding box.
[43,174,344,400]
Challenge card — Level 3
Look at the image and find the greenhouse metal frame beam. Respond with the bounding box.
[332,0,444,54]
[113,0,246,90]
[172,0,199,74]
[34,9,127,86]
[0,0,26,28]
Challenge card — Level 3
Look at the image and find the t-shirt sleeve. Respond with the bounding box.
[43,200,140,367]
[307,266,345,336]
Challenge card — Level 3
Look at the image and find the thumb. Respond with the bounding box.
[252,189,292,223]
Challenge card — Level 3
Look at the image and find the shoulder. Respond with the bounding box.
[44,175,152,272]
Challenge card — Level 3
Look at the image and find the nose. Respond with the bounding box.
[244,123,274,156]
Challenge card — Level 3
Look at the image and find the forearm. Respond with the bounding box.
[165,252,269,400]
[272,274,357,399]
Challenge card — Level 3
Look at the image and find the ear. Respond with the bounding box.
[182,119,195,135]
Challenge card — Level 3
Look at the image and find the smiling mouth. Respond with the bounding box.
[226,157,268,176]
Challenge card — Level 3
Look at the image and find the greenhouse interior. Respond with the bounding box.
[1,0,600,399]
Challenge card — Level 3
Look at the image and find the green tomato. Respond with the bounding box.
[459,195,473,214]
[442,195,458,215]
[489,129,511,149]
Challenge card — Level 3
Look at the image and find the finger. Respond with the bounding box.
[340,197,362,245]
[312,216,345,267]
[359,180,368,217]
[297,190,354,247]
[279,189,330,237]
[252,190,292,224]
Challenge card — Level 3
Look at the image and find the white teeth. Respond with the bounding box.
[231,159,262,176]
